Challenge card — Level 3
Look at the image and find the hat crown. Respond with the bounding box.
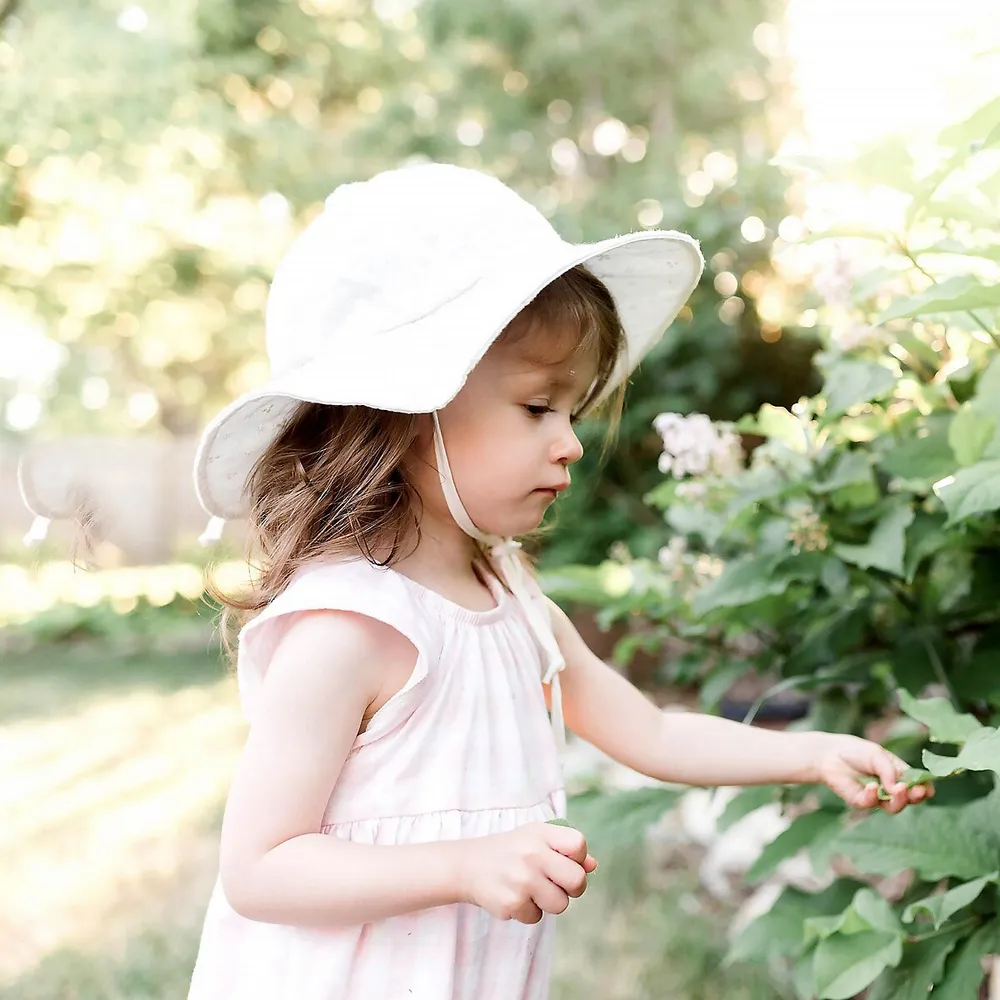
[265,163,561,378]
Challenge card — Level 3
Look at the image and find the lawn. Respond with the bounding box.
[2,639,778,999]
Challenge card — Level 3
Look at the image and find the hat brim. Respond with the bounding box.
[194,229,703,519]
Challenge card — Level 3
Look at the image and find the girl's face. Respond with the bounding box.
[418,325,596,539]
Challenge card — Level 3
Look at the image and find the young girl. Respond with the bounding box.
[187,162,929,1000]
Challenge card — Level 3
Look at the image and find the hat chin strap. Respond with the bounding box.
[431,412,566,753]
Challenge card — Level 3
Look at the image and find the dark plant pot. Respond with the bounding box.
[718,694,812,725]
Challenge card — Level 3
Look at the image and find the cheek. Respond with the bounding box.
[452,414,534,489]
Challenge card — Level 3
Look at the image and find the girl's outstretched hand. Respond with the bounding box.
[806,732,934,813]
[459,821,597,925]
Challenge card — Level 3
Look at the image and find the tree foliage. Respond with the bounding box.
[2,0,814,563]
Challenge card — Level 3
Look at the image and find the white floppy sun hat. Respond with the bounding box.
[193,161,704,525]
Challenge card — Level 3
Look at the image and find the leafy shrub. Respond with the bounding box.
[548,95,1000,997]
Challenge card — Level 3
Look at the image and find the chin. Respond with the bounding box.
[474,511,546,540]
[469,495,552,541]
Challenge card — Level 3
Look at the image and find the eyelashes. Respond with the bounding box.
[523,404,581,425]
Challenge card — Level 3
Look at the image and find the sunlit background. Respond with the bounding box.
[2,1,999,996]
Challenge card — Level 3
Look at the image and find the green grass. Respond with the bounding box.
[2,637,779,999]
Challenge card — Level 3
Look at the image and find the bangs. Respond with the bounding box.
[497,264,627,416]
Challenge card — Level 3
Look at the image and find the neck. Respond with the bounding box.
[392,504,485,587]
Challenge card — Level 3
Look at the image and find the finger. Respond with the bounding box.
[872,752,903,795]
[544,824,588,865]
[882,796,907,814]
[543,851,589,898]
[583,854,598,874]
[828,773,873,807]
[909,784,929,803]
[861,781,882,808]
[512,900,544,925]
[529,875,571,916]
[886,784,909,809]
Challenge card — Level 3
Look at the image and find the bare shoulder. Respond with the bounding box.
[261,607,415,708]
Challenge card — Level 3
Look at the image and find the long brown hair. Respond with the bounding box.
[204,264,627,668]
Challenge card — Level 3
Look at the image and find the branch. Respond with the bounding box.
[900,240,1000,350]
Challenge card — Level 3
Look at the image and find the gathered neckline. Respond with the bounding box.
[387,563,514,625]
[303,554,516,625]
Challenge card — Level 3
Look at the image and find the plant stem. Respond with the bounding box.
[921,633,961,709]
[903,244,1000,350]
[909,915,980,944]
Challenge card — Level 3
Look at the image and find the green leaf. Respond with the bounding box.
[915,240,1000,264]
[815,451,874,493]
[865,925,967,1000]
[933,923,999,1000]
[924,726,1000,777]
[834,505,915,577]
[902,873,997,928]
[861,767,935,802]
[666,504,726,546]
[892,327,946,368]
[819,558,851,595]
[879,275,1000,322]
[699,659,749,711]
[836,789,1000,881]
[939,94,1000,149]
[717,785,778,833]
[949,403,997,466]
[740,403,808,451]
[903,513,950,582]
[691,554,788,615]
[539,564,613,606]
[823,359,896,415]
[972,355,1000,418]
[813,930,903,1000]
[821,453,880,509]
[935,460,1000,523]
[897,690,984,743]
[878,428,957,483]
[746,809,841,884]
[725,880,864,967]
[806,888,902,943]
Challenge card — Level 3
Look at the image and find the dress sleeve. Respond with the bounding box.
[234,558,436,747]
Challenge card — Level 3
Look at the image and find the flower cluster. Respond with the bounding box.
[657,535,724,587]
[813,244,858,309]
[786,501,829,553]
[653,413,743,480]
[832,321,883,351]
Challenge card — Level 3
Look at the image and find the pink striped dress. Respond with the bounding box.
[187,554,567,1000]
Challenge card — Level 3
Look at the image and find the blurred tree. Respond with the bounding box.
[1,0,817,564]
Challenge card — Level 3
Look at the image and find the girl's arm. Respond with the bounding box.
[547,598,927,812]
[219,609,469,925]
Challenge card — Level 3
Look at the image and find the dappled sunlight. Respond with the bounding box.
[0,677,246,981]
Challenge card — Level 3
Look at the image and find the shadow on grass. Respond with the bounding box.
[1,643,229,725]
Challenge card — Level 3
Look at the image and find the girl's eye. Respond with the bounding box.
[524,404,552,417]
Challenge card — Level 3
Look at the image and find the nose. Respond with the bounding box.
[553,420,584,466]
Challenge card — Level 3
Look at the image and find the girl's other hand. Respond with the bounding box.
[459,822,597,924]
